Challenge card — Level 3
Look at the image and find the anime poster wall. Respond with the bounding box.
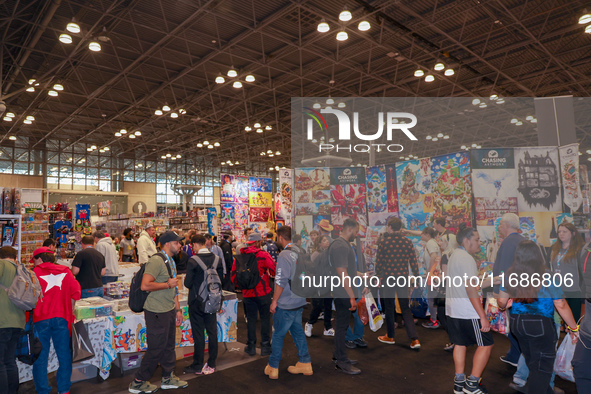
[366,166,388,213]
[514,147,562,212]
[277,169,293,225]
[249,177,272,208]
[396,158,432,231]
[220,174,236,203]
[431,152,472,232]
[234,176,249,204]
[220,204,234,231]
[559,143,583,213]
[385,164,399,214]
[330,167,367,237]
[233,204,249,243]
[295,167,332,249]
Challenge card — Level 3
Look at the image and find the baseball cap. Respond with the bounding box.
[159,230,183,245]
[247,232,262,243]
[145,223,154,230]
[30,246,55,263]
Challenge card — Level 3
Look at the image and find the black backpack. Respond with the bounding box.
[129,253,172,313]
[234,253,262,291]
[288,245,333,298]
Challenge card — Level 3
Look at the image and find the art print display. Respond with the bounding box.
[220,174,236,203]
[363,226,386,272]
[313,215,331,232]
[220,204,235,231]
[295,215,313,252]
[431,152,472,232]
[233,204,249,242]
[249,191,273,207]
[234,176,249,204]
[330,167,367,236]
[75,204,92,234]
[385,164,399,214]
[474,197,518,226]
[396,158,432,231]
[277,169,293,225]
[494,216,536,243]
[366,165,388,213]
[98,201,111,216]
[295,168,330,190]
[514,147,562,212]
[249,177,272,193]
[249,207,271,223]
[559,143,583,212]
[368,211,397,227]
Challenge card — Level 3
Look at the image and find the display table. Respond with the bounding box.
[17,294,238,382]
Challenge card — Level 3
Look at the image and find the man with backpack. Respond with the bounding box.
[183,234,224,375]
[32,247,81,394]
[264,226,312,379]
[0,246,26,393]
[264,232,279,262]
[129,231,188,394]
[231,232,276,356]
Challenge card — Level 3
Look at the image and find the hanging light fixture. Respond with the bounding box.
[338,102,346,108]
[3,116,12,122]
[472,98,481,105]
[53,83,64,91]
[317,19,330,33]
[104,147,110,151]
[155,109,163,115]
[6,112,15,118]
[26,116,35,121]
[179,109,186,114]
[424,75,435,82]
[8,136,17,141]
[326,97,335,105]
[444,68,455,76]
[208,145,213,149]
[339,9,352,21]
[214,142,220,147]
[120,129,127,134]
[253,122,261,128]
[48,90,58,96]
[170,112,178,118]
[434,62,445,71]
[233,81,242,88]
[26,86,35,92]
[586,25,591,34]
[66,20,81,34]
[162,105,170,112]
[115,132,121,137]
[134,130,141,136]
[176,154,181,158]
[129,134,136,138]
[245,126,252,131]
[579,13,591,24]
[91,145,97,150]
[245,75,255,82]
[197,143,203,148]
[88,41,101,51]
[510,118,518,124]
[275,151,281,155]
[414,69,424,77]
[59,33,72,44]
[235,161,239,165]
[490,94,498,100]
[227,67,238,77]
[265,125,272,130]
[479,102,487,108]
[166,153,172,158]
[437,133,444,138]
[256,128,263,133]
[215,75,225,84]
[358,21,371,31]
[496,98,505,104]
[336,31,348,41]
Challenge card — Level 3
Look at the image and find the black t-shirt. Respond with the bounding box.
[329,236,358,298]
[72,248,106,290]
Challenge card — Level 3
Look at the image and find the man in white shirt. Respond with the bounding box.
[137,224,158,265]
[446,225,498,394]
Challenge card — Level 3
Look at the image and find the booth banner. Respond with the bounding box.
[385,164,399,214]
[514,147,562,212]
[207,207,217,236]
[330,167,367,237]
[366,165,388,213]
[396,159,432,231]
[75,204,91,234]
[559,143,583,213]
[220,204,235,231]
[431,152,473,232]
[98,201,111,216]
[220,174,236,203]
[278,169,293,225]
[234,176,249,204]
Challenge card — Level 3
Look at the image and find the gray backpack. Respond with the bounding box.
[0,261,43,310]
[191,255,223,314]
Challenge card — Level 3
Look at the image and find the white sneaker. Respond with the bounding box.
[304,322,313,337]
[318,312,325,320]
[324,328,335,336]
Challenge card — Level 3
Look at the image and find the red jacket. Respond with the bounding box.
[33,263,81,325]
[231,246,276,297]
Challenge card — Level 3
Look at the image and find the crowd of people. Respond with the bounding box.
[1,212,590,394]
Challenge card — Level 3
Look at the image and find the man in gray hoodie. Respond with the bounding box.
[94,231,119,284]
[264,225,312,380]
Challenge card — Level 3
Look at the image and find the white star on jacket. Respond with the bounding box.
[39,273,67,292]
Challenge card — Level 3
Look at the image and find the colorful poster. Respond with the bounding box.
[368,211,397,227]
[363,226,385,273]
[559,143,583,213]
[277,169,293,225]
[249,191,272,207]
[366,165,387,213]
[249,177,272,192]
[206,207,217,235]
[98,201,111,216]
[75,204,91,234]
[431,152,472,232]
[220,204,234,231]
[249,207,271,223]
[233,204,249,243]
[474,197,518,226]
[330,167,367,237]
[396,158,432,231]
[235,176,249,204]
[295,168,330,190]
[295,215,313,253]
[494,216,537,243]
[220,174,236,203]
[514,147,562,212]
[385,164,399,214]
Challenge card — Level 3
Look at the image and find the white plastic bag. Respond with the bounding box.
[554,335,576,382]
[364,291,383,332]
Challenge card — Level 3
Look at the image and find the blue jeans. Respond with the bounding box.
[513,323,559,389]
[268,307,311,369]
[345,299,365,341]
[81,287,103,299]
[33,318,72,394]
[102,276,118,284]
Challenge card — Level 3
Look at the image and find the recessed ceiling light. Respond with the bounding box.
[358,20,371,31]
[317,19,330,33]
[59,33,72,44]
[339,9,352,21]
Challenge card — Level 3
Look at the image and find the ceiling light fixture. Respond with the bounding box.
[479,102,487,108]
[245,75,255,82]
[170,112,178,118]
[104,147,109,151]
[443,135,449,139]
[426,135,432,140]
[53,83,64,91]
[432,137,439,141]
[461,145,467,150]
[260,152,265,156]
[66,20,81,33]
[23,119,32,124]
[203,141,209,145]
[414,69,424,77]
[424,75,435,82]
[472,98,481,105]
[28,79,36,85]
[253,122,261,128]
[444,68,455,76]
[227,67,237,77]
[338,102,346,108]
[91,145,97,150]
[197,143,203,148]
[490,94,498,100]
[214,142,220,147]
[336,31,348,41]
[510,118,518,124]
[233,81,242,88]
[526,115,534,121]
[115,132,121,137]
[339,9,352,21]
[215,75,225,84]
[162,105,170,111]
[48,90,58,96]
[256,128,263,133]
[579,13,591,24]
[208,145,213,149]
[134,131,141,136]
[586,25,591,34]
[312,103,321,109]
[120,129,127,134]
[59,33,72,44]
[515,121,523,126]
[179,109,186,114]
[326,98,334,105]
[3,117,12,122]
[275,151,281,155]
[245,126,252,131]
[129,134,136,138]
[434,62,445,71]
[6,112,15,118]
[26,116,35,121]
[176,154,181,158]
[88,41,101,51]
[155,109,163,115]
[99,149,105,153]
[317,19,330,33]
[26,86,35,92]
[265,125,272,130]
[8,136,16,141]
[166,153,172,157]
[358,20,371,31]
